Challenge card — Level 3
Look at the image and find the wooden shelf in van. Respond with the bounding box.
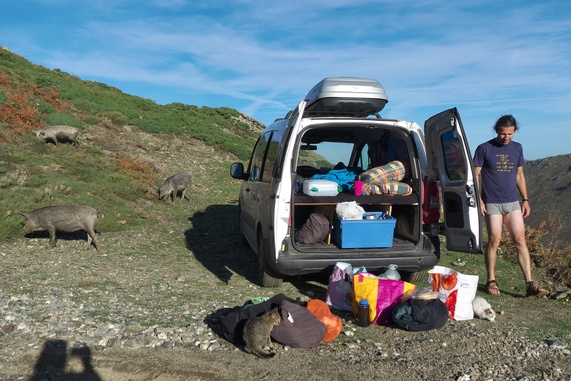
[294,192,419,244]
[294,192,419,205]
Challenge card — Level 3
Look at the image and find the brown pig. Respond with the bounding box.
[17,205,101,250]
[158,172,192,204]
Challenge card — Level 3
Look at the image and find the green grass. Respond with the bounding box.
[0,48,262,243]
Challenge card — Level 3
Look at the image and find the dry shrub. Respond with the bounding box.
[0,132,10,143]
[115,154,155,175]
[115,154,157,193]
[0,72,68,136]
[500,211,571,288]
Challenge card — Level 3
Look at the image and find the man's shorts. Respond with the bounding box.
[485,201,521,215]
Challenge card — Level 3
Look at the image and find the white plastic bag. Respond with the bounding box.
[335,201,365,220]
[428,266,478,320]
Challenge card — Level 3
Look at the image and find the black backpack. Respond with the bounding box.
[391,298,448,331]
[218,294,327,348]
[218,294,295,346]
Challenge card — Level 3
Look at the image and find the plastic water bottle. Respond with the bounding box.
[357,299,370,327]
[383,264,401,280]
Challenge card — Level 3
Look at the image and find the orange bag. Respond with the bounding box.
[306,299,343,342]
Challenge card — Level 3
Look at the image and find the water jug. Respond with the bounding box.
[383,264,401,280]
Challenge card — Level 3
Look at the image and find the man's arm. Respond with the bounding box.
[474,166,486,216]
[516,166,531,218]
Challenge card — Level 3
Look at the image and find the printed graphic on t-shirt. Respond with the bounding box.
[494,154,514,173]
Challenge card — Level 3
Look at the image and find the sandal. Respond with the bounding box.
[485,280,501,295]
[526,281,549,298]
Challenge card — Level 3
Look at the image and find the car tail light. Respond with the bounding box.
[423,178,441,224]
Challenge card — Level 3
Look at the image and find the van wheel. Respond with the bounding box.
[402,271,426,284]
[257,233,283,288]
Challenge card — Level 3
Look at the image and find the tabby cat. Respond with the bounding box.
[243,309,281,358]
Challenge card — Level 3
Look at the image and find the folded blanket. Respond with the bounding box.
[361,181,413,196]
[360,161,412,195]
[361,160,409,184]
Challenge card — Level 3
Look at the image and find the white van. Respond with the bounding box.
[231,77,482,287]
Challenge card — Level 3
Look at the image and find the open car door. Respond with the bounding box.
[425,108,483,253]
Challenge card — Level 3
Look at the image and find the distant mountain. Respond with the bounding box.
[524,154,571,244]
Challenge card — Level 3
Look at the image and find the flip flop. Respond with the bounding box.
[485,280,500,295]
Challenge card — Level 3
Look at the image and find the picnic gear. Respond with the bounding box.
[335,201,365,220]
[352,273,416,325]
[392,297,449,331]
[357,299,371,327]
[295,213,330,244]
[326,262,355,311]
[382,264,401,280]
[218,294,294,346]
[272,300,327,348]
[429,266,479,321]
[306,299,343,342]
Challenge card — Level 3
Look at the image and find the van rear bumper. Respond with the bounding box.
[270,236,438,277]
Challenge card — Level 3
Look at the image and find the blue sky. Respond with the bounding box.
[2,0,570,160]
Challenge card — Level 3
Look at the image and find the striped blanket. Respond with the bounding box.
[360,160,412,196]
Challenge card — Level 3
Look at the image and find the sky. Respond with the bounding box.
[2,0,570,160]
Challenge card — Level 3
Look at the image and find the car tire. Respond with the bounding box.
[257,232,283,288]
[402,270,426,284]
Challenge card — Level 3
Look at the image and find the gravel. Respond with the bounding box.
[1,225,570,381]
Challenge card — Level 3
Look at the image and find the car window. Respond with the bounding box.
[249,131,273,181]
[262,134,280,181]
[248,130,281,182]
[298,142,354,170]
[441,129,466,181]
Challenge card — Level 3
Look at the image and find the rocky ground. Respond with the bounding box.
[1,222,570,381]
[1,127,570,380]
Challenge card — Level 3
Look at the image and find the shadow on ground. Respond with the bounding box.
[28,339,101,381]
[185,204,258,285]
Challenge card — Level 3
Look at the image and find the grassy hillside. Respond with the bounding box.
[0,47,262,242]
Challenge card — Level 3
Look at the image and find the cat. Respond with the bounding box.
[472,296,496,322]
[243,308,281,358]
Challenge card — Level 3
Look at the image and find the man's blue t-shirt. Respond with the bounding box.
[473,139,524,204]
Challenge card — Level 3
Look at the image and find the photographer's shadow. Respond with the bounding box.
[29,339,101,381]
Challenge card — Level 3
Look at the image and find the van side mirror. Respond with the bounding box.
[230,162,247,180]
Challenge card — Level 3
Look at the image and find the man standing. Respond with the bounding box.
[473,115,548,297]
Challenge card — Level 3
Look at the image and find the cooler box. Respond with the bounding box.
[333,212,396,248]
[303,179,340,197]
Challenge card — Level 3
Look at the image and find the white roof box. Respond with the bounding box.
[304,77,388,117]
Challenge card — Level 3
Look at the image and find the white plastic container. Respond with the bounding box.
[303,179,340,196]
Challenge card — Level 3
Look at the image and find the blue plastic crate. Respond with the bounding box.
[333,212,396,248]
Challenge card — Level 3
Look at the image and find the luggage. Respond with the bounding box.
[304,77,389,117]
[218,294,327,348]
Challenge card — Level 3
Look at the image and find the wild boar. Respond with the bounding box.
[158,172,192,204]
[35,125,79,147]
[17,205,101,250]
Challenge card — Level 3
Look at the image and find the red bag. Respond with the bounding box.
[306,299,343,342]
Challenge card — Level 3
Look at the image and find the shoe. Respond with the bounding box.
[526,281,549,298]
[485,280,500,295]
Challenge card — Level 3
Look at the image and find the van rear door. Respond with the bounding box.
[425,108,483,253]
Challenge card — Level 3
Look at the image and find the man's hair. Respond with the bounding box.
[493,114,518,133]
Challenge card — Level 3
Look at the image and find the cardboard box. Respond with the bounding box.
[334,212,396,248]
